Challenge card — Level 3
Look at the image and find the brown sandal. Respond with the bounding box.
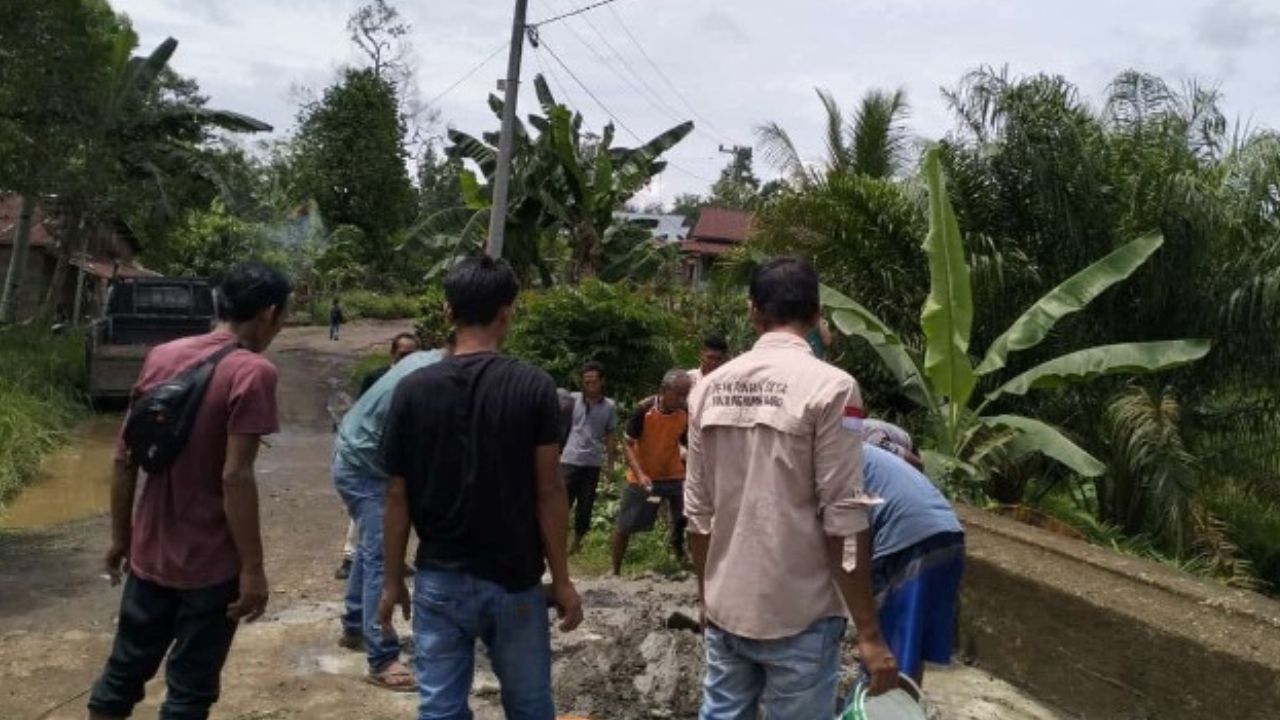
[366,660,417,692]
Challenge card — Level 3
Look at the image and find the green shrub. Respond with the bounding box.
[0,327,87,504]
[305,290,421,324]
[505,281,680,404]
[1206,489,1280,594]
[413,287,450,349]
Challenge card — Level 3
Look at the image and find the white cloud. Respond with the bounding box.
[111,0,1280,203]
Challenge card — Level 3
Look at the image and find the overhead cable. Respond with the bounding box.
[529,0,625,29]
[424,41,510,107]
[605,3,735,141]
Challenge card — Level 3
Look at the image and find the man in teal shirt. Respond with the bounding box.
[334,346,445,690]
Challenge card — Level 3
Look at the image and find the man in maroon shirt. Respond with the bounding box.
[88,262,291,720]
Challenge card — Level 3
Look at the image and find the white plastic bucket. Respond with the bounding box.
[837,674,929,720]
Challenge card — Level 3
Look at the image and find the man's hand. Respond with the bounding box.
[638,473,653,491]
[378,580,411,636]
[858,631,899,696]
[227,567,270,623]
[104,543,128,586]
[550,580,583,632]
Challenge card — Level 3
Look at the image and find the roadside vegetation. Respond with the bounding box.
[0,328,87,505]
[3,2,1278,595]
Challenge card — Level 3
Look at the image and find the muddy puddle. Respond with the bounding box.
[0,416,120,530]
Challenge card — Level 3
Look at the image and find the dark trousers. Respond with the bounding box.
[562,464,602,539]
[88,574,239,720]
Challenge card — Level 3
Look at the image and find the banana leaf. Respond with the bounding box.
[919,147,975,408]
[447,129,497,177]
[979,414,1106,477]
[988,340,1212,401]
[976,234,1164,375]
[820,284,929,407]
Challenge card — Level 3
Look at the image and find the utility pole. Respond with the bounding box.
[485,0,529,260]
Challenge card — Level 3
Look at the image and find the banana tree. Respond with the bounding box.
[823,147,1211,491]
[534,76,692,280]
[418,75,692,283]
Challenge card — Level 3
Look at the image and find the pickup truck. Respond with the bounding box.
[86,277,216,401]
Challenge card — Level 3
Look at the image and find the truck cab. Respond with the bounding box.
[87,277,215,401]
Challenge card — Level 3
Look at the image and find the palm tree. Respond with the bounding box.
[756,88,911,185]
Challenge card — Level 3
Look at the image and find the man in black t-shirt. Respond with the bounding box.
[378,256,583,718]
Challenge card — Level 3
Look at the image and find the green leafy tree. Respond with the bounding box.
[294,67,416,275]
[0,0,122,323]
[416,140,465,216]
[823,148,1210,495]
[670,193,703,224]
[708,147,760,210]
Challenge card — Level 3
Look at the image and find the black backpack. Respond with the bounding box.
[123,343,240,474]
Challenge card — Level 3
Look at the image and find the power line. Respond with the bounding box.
[541,0,691,129]
[531,44,578,114]
[536,37,715,184]
[529,0,625,29]
[604,2,734,141]
[424,41,510,107]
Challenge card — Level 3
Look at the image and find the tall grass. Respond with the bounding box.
[0,327,87,505]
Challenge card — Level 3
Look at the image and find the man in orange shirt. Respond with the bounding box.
[612,369,694,575]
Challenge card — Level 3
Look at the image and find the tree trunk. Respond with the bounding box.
[0,194,36,324]
[573,223,603,281]
[40,204,86,322]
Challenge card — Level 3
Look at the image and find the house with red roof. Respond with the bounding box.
[1,193,155,322]
[680,207,754,286]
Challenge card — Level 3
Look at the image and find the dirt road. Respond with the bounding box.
[0,322,1062,720]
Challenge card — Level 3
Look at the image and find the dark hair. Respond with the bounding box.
[580,360,605,378]
[390,332,418,354]
[749,256,820,327]
[445,330,457,346]
[444,256,520,327]
[216,262,292,322]
[702,334,729,353]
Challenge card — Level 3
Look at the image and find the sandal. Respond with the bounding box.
[366,660,417,692]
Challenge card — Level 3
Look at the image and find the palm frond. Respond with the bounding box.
[815,88,850,177]
[850,88,911,179]
[755,121,810,186]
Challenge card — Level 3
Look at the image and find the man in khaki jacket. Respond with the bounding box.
[685,256,898,718]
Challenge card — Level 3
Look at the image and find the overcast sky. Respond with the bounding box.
[113,0,1280,206]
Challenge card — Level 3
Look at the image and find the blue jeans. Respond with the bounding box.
[333,456,401,672]
[412,567,554,720]
[699,616,846,720]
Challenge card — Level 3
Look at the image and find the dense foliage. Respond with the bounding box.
[0,328,85,504]
[754,70,1280,591]
[505,281,680,404]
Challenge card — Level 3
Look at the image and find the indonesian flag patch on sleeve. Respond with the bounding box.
[842,405,866,433]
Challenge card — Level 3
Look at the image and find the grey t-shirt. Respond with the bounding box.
[560,392,618,467]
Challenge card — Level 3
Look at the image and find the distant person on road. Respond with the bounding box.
[333,339,451,692]
[329,297,344,341]
[859,436,964,686]
[560,361,619,555]
[337,332,426,582]
[89,262,291,720]
[685,256,898,718]
[612,369,693,575]
[687,334,730,385]
[379,256,583,718]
